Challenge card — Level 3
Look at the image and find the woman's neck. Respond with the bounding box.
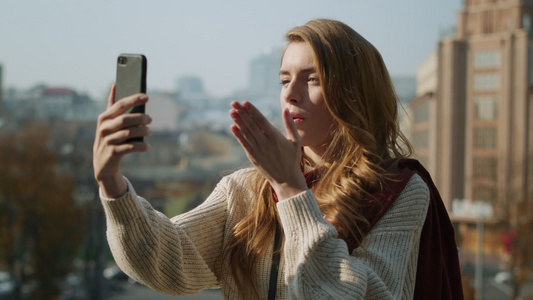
[303,146,328,168]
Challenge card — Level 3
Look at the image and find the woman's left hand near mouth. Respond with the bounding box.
[229,101,308,200]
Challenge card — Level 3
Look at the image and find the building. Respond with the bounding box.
[3,85,101,122]
[0,64,4,117]
[391,76,416,104]
[230,47,283,101]
[176,76,208,105]
[249,48,283,99]
[40,88,77,119]
[408,0,533,263]
[177,76,204,95]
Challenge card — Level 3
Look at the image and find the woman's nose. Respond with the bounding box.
[282,82,302,104]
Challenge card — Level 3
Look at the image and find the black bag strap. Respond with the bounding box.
[268,225,282,300]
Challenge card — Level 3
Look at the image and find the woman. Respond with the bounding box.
[93,19,462,299]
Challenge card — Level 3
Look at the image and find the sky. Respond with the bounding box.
[1,1,462,100]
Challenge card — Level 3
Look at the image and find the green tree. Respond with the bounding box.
[0,122,85,299]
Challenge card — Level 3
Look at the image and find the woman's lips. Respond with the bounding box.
[290,112,304,124]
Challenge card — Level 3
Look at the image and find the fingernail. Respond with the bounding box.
[139,95,148,102]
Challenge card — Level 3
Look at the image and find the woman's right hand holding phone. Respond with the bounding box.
[93,84,152,198]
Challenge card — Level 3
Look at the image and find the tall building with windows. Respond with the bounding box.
[408,0,533,260]
[248,48,283,99]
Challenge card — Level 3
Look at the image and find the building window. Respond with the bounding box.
[523,14,531,30]
[412,129,429,149]
[472,185,498,203]
[473,73,500,91]
[413,101,430,123]
[483,11,495,34]
[473,50,501,69]
[473,156,498,180]
[529,46,533,85]
[473,127,497,149]
[474,96,498,120]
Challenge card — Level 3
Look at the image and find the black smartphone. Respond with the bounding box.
[114,53,147,142]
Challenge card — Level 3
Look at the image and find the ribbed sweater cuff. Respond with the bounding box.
[277,190,332,239]
[99,177,146,226]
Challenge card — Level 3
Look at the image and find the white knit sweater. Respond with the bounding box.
[100,168,429,299]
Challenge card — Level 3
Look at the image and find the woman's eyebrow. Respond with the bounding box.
[279,67,317,76]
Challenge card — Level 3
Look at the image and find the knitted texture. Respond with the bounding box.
[100,169,429,299]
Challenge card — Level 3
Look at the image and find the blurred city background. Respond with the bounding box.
[1,0,533,299]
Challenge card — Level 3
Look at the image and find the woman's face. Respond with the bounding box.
[279,42,335,154]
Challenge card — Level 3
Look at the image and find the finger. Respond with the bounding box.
[102,94,149,121]
[106,126,152,145]
[231,101,275,146]
[106,142,151,158]
[231,102,260,133]
[110,93,148,115]
[100,114,152,137]
[230,124,253,155]
[230,104,258,146]
[107,83,116,109]
[241,101,276,136]
[282,108,300,143]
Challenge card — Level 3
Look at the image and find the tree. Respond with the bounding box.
[503,152,533,300]
[506,198,533,299]
[0,122,85,299]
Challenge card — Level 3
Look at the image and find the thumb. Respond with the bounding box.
[282,109,300,144]
[107,83,116,109]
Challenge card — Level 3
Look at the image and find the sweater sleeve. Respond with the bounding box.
[276,174,429,299]
[100,176,230,296]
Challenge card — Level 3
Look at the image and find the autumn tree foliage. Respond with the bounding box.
[0,122,85,299]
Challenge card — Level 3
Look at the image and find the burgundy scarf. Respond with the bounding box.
[303,158,464,299]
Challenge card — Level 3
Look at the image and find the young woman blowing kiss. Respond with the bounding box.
[93,19,463,299]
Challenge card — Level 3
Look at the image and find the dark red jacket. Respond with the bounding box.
[305,158,464,299]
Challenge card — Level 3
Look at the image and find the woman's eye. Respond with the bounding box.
[308,77,320,83]
[280,79,290,86]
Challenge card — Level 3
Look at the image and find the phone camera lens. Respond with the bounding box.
[118,56,128,65]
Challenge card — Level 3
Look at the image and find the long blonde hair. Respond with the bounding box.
[222,19,412,297]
